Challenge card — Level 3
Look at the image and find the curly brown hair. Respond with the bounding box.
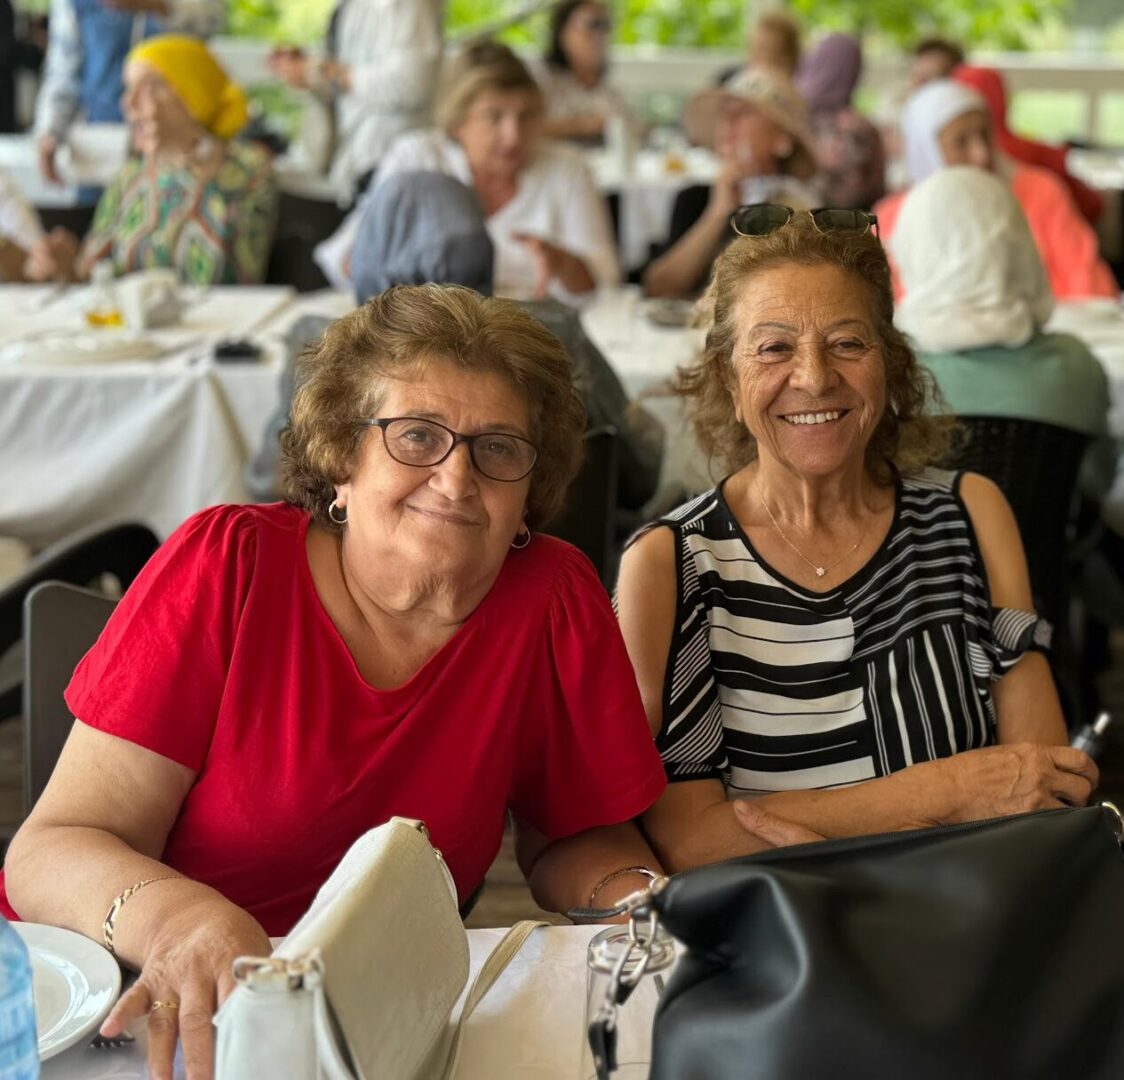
[679,214,953,482]
[280,284,586,531]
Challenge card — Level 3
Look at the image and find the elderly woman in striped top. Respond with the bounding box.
[616,206,1099,870]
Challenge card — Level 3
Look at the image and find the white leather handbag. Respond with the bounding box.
[214,817,544,1080]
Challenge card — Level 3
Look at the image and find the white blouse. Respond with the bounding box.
[530,60,638,129]
[316,130,620,303]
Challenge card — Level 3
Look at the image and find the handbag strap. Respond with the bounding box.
[440,919,548,1080]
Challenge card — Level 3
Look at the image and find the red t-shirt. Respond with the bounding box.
[19,504,665,935]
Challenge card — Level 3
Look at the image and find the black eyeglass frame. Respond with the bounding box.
[361,416,539,483]
[729,203,879,240]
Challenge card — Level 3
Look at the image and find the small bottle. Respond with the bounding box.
[0,919,39,1079]
[85,261,123,328]
[1070,712,1113,761]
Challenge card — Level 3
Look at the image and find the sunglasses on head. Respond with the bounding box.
[729,203,879,239]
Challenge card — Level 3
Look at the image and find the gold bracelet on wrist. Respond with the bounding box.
[102,876,178,956]
[588,865,658,908]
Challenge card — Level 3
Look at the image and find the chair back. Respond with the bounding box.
[944,416,1090,632]
[543,427,619,586]
[22,583,116,817]
[265,191,348,292]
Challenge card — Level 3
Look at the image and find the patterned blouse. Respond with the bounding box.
[80,140,277,285]
[643,469,1048,795]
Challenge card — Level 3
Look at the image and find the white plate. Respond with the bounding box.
[0,329,166,366]
[14,923,121,1061]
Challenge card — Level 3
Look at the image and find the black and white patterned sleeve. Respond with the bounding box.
[655,529,729,783]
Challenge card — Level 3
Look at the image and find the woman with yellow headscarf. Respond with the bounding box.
[25,35,277,286]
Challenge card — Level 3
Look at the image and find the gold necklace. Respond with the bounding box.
[755,480,867,579]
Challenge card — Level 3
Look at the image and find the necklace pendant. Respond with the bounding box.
[815,567,826,577]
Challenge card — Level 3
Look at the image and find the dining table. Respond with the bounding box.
[580,285,716,504]
[586,146,719,275]
[0,284,301,550]
[39,924,663,1080]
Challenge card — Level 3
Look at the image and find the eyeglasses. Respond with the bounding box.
[363,417,538,483]
[729,204,879,239]
[578,15,612,33]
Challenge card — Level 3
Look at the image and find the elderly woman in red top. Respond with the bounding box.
[4,285,667,1080]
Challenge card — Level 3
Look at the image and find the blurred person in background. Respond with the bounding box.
[531,0,639,144]
[34,0,224,191]
[0,169,43,281]
[718,10,802,87]
[953,65,1103,225]
[908,36,964,91]
[25,35,276,286]
[893,167,1109,447]
[875,79,1117,302]
[267,0,443,200]
[795,32,884,209]
[646,69,819,298]
[317,42,618,303]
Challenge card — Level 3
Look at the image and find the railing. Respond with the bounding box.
[203,38,1124,142]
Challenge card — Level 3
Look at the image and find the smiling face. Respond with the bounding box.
[454,88,543,185]
[729,262,887,478]
[121,59,200,157]
[334,359,533,583]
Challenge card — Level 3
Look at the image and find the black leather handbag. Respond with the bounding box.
[590,805,1124,1080]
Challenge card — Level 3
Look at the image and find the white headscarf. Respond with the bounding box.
[900,79,988,184]
[892,166,1054,352]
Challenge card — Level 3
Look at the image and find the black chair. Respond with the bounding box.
[265,190,349,293]
[0,522,159,720]
[942,416,1090,718]
[21,582,116,817]
[543,426,619,587]
[35,203,97,238]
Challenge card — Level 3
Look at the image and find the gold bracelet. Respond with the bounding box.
[588,866,658,908]
[103,877,178,956]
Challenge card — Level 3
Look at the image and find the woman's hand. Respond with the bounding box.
[704,161,745,225]
[23,228,79,283]
[513,234,596,297]
[732,800,826,847]
[99,893,271,1080]
[37,133,62,185]
[938,742,1099,822]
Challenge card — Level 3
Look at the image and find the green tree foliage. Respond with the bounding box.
[218,0,1072,51]
[787,0,1068,50]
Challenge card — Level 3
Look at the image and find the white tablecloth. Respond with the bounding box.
[40,925,660,1080]
[0,285,298,548]
[588,147,718,273]
[581,287,716,500]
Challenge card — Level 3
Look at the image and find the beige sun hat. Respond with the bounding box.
[686,68,817,180]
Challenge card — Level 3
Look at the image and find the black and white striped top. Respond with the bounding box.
[646,469,1049,795]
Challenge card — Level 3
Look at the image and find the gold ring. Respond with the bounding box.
[150,1000,180,1012]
